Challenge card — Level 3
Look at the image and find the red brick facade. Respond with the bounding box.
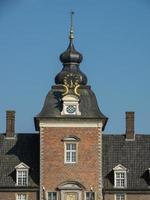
[104,194,150,200]
[0,191,38,200]
[41,126,101,199]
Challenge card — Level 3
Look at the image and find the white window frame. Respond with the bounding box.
[115,193,126,200]
[16,193,27,200]
[64,104,77,115]
[61,95,81,116]
[114,171,127,188]
[16,169,28,186]
[64,142,78,164]
[15,162,29,186]
[113,164,127,188]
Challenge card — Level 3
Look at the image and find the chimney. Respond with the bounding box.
[6,110,15,138]
[125,111,135,140]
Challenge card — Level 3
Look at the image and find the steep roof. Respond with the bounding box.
[35,85,108,131]
[0,134,39,188]
[103,134,150,191]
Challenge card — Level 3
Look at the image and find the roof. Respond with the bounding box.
[0,133,39,188]
[102,134,150,191]
[35,85,108,131]
[0,132,150,191]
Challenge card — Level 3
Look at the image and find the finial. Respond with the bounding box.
[69,11,74,40]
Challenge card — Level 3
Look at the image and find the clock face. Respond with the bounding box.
[66,105,76,114]
[64,73,82,88]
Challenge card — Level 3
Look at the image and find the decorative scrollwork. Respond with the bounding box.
[74,84,80,96]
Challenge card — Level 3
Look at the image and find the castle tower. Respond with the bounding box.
[35,13,107,200]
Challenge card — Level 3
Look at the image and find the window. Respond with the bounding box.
[63,136,79,164]
[113,164,127,188]
[17,194,27,200]
[15,162,29,186]
[86,192,95,200]
[66,105,77,114]
[115,172,126,188]
[48,192,57,200]
[61,95,81,116]
[65,143,77,163]
[17,170,28,186]
[115,193,125,200]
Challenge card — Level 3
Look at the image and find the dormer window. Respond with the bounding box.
[15,163,29,186]
[113,164,127,188]
[61,95,81,116]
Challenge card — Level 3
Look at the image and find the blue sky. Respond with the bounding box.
[0,0,150,134]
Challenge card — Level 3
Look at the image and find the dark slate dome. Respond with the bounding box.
[60,40,83,64]
[55,66,88,86]
[55,37,87,85]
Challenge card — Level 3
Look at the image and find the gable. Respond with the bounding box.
[113,164,127,171]
[15,162,29,169]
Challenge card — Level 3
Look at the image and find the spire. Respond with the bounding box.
[55,12,87,86]
[69,11,74,40]
[59,11,83,65]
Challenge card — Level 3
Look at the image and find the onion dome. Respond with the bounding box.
[60,38,83,64]
[55,11,87,85]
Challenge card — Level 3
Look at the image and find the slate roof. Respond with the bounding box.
[1,132,150,191]
[0,134,39,188]
[35,85,108,131]
[103,134,150,191]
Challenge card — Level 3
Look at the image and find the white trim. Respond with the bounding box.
[16,169,29,186]
[15,162,30,169]
[40,127,44,200]
[64,141,78,164]
[61,95,81,116]
[98,126,103,200]
[39,121,103,128]
[5,136,16,140]
[113,164,127,171]
[114,171,127,188]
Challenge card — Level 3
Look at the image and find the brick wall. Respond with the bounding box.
[0,191,38,200]
[42,127,101,195]
[104,194,150,200]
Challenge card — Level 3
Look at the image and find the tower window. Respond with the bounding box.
[63,136,79,164]
[65,143,77,163]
